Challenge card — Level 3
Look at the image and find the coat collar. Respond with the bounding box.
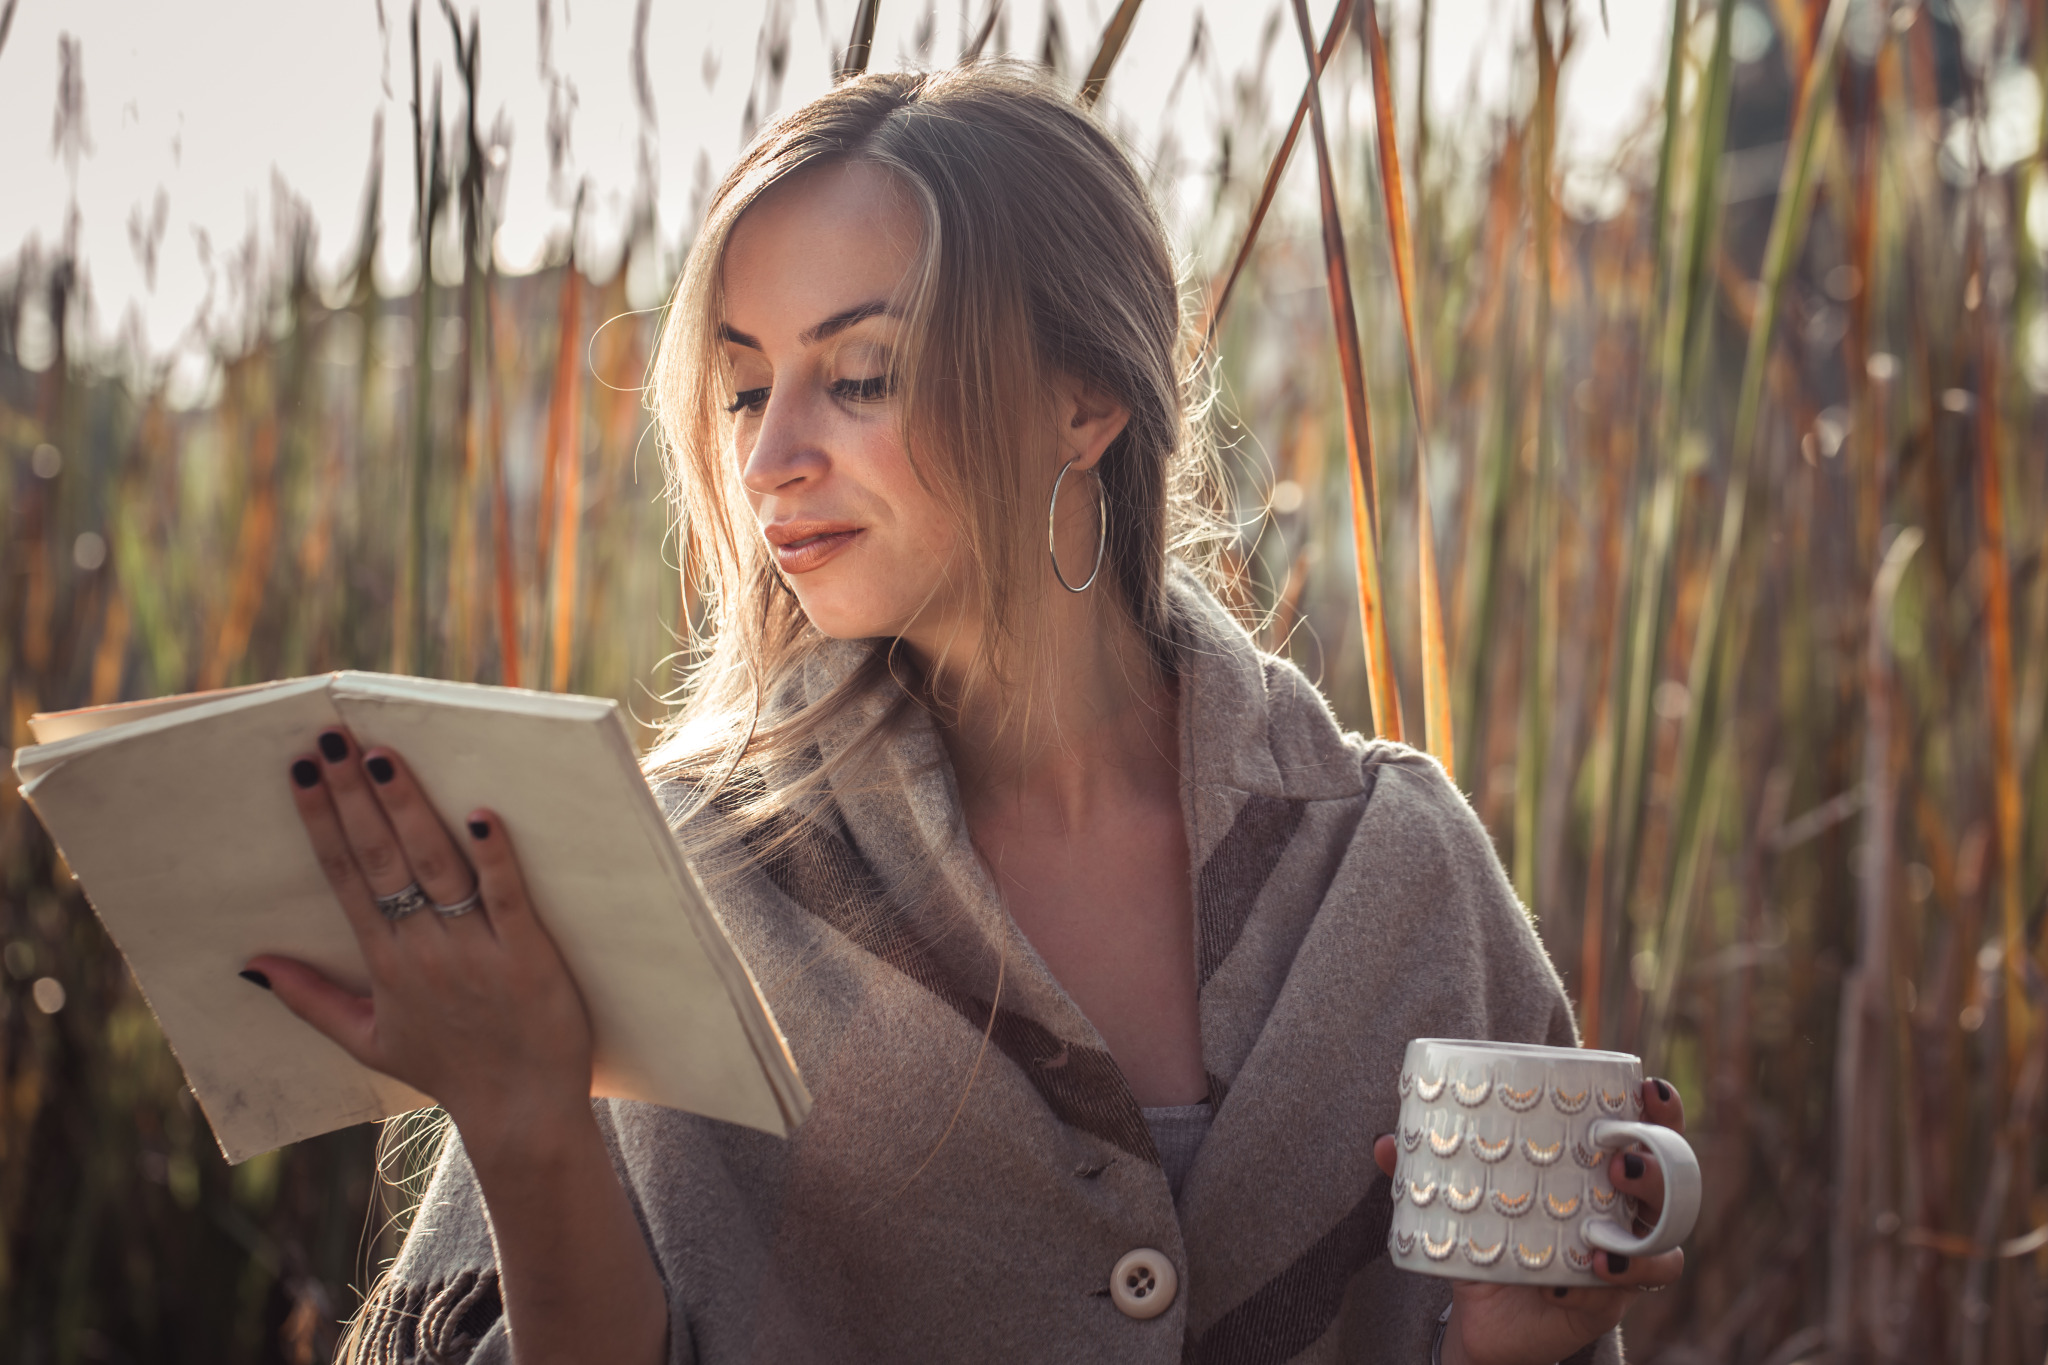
[755,564,1383,1096]
[1164,561,1368,805]
[790,563,1370,949]
[798,562,1367,801]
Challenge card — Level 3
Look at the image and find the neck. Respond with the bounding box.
[912,587,1179,827]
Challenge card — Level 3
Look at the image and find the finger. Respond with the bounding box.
[1642,1076,1685,1134]
[1531,1283,1626,1311]
[316,727,428,908]
[358,747,479,915]
[247,954,380,1070]
[1513,1279,1634,1352]
[464,810,540,945]
[1610,1147,1667,1219]
[1373,1133,1397,1178]
[1448,1283,1623,1365]
[289,755,398,966]
[1595,1247,1684,1291]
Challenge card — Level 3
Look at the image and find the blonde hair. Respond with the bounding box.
[646,63,1219,846]
[341,68,1219,1358]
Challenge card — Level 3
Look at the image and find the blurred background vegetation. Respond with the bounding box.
[2,0,2045,1361]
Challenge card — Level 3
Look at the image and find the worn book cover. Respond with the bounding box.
[12,672,809,1162]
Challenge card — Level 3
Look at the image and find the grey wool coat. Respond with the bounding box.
[358,568,1625,1365]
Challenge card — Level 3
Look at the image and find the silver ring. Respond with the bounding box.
[433,888,483,918]
[374,882,432,922]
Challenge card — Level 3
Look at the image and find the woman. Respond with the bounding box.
[246,65,1685,1365]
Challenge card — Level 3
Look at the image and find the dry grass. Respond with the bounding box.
[1,1,2044,1360]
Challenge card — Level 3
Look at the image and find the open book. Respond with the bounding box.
[13,673,809,1163]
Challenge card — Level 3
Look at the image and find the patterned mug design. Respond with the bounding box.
[1387,1039,1702,1287]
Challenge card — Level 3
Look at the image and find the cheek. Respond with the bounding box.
[865,431,957,560]
[894,480,958,564]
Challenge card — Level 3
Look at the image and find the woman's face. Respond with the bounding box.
[720,161,966,648]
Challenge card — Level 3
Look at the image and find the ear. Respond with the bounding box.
[1054,376,1131,473]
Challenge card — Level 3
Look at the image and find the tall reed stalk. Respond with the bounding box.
[3,3,2044,1359]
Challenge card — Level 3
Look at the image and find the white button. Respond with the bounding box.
[1110,1247,1178,1319]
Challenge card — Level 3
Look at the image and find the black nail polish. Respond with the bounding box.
[318,730,348,762]
[291,759,321,789]
[1654,1078,1672,1102]
[467,818,490,840]
[366,755,395,784]
[1606,1254,1630,1275]
[239,969,272,990]
[1624,1153,1644,1180]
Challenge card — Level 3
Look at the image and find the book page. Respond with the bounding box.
[27,677,312,744]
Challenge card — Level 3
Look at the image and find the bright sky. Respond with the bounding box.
[0,0,1668,364]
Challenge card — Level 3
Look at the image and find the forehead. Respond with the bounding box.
[721,161,923,336]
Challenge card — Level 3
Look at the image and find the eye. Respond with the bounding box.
[726,386,770,415]
[830,375,893,404]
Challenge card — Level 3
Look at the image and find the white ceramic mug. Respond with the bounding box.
[1386,1038,1701,1286]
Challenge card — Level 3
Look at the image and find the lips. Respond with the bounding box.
[764,522,863,574]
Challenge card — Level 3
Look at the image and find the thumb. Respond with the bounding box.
[1374,1133,1398,1179]
[244,954,379,1069]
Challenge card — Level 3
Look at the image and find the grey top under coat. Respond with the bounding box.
[1143,1103,1214,1204]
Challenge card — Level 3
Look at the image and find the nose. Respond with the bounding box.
[740,390,831,498]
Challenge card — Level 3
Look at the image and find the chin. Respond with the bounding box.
[792,574,958,646]
[788,585,905,642]
[783,543,960,644]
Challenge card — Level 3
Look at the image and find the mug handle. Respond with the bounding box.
[1581,1119,1701,1259]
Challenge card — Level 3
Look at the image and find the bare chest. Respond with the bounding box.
[972,802,1206,1106]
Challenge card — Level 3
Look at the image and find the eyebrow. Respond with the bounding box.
[718,299,897,352]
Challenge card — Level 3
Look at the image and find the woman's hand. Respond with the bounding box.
[247,729,668,1365]
[1372,1079,1687,1365]
[244,727,594,1153]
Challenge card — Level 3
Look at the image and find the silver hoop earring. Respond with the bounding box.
[1048,456,1108,593]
